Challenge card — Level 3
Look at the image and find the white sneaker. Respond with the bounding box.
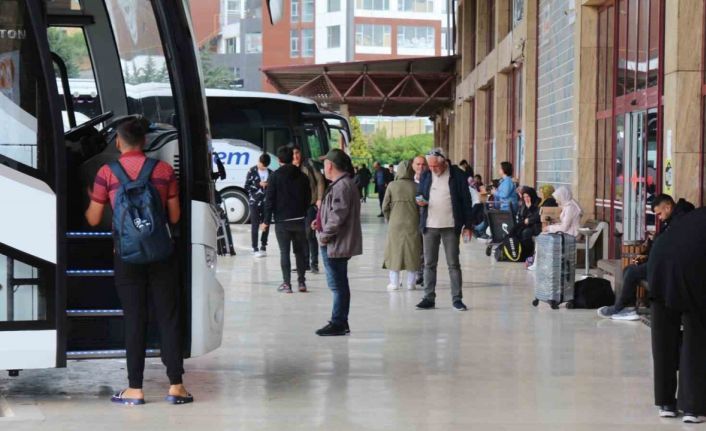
[254,251,266,258]
[611,308,639,321]
[527,262,536,271]
[406,284,416,291]
[683,414,706,423]
[386,283,400,291]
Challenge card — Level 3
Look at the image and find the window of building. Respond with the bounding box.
[397,26,434,50]
[302,0,314,22]
[487,0,495,53]
[511,0,523,29]
[355,24,392,48]
[302,29,314,57]
[441,27,447,53]
[245,32,262,53]
[291,0,299,22]
[398,0,433,12]
[225,37,238,54]
[327,25,341,48]
[227,0,241,18]
[290,30,300,57]
[328,0,340,12]
[355,0,389,11]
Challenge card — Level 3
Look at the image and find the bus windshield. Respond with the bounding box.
[104,0,175,124]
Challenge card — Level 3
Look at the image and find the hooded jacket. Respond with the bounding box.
[264,163,311,224]
[244,165,273,208]
[516,187,542,237]
[546,186,582,237]
[382,161,422,271]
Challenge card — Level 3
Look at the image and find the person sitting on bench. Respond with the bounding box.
[597,194,695,321]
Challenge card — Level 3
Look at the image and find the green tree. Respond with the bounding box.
[368,132,434,165]
[47,28,89,78]
[348,117,372,167]
[200,50,235,89]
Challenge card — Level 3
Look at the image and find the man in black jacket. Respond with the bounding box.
[262,146,312,293]
[244,153,273,257]
[597,194,695,321]
[415,148,474,312]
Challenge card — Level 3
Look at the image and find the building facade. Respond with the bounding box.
[262,0,454,90]
[445,0,706,257]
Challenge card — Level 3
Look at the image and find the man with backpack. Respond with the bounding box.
[262,146,312,293]
[84,117,192,406]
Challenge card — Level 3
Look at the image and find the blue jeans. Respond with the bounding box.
[320,246,350,326]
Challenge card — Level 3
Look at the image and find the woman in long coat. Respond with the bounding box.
[382,160,422,291]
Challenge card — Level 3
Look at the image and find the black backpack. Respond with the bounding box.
[494,235,531,262]
[571,277,615,309]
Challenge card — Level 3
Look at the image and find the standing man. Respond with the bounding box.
[314,149,362,336]
[85,117,192,405]
[412,155,428,286]
[262,146,311,293]
[357,164,372,202]
[374,161,393,217]
[244,153,273,258]
[415,148,474,312]
[293,145,325,273]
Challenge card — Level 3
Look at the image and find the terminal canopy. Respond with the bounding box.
[262,56,457,117]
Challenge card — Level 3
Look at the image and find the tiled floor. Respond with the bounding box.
[0,201,684,430]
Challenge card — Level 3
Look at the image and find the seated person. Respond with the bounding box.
[598,194,695,321]
[492,161,518,213]
[538,184,558,208]
[512,187,542,242]
[543,186,582,237]
[468,177,489,239]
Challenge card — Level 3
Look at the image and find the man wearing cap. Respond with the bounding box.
[313,149,362,336]
[415,148,474,312]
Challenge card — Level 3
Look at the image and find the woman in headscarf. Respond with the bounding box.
[382,160,422,291]
[544,186,582,237]
[538,184,558,208]
[513,187,542,242]
[647,207,706,422]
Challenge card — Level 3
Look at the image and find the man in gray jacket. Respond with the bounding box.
[314,149,362,336]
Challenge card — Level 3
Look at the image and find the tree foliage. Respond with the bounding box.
[200,50,236,89]
[348,117,372,166]
[47,28,89,78]
[368,131,434,165]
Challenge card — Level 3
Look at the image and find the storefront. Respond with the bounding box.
[594,0,663,257]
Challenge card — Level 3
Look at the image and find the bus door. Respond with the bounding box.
[0,0,67,371]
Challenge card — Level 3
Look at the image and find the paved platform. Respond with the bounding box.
[0,201,677,430]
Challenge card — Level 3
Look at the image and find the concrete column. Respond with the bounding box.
[494,72,511,176]
[476,0,489,61]
[496,0,511,44]
[461,1,475,77]
[573,3,599,220]
[474,89,489,179]
[663,0,704,204]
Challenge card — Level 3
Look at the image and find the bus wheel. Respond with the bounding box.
[220,188,250,224]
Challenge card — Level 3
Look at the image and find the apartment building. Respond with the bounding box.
[262,0,454,90]
[444,0,706,258]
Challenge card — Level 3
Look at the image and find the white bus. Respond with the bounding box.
[0,0,223,373]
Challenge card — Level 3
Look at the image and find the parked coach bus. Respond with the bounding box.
[0,0,224,373]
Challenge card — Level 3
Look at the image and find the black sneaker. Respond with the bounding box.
[416,298,435,310]
[315,322,348,336]
[377,213,384,217]
[311,264,320,274]
[453,300,468,311]
[277,283,293,293]
[298,282,307,293]
[416,276,423,286]
[659,405,678,418]
[344,322,350,334]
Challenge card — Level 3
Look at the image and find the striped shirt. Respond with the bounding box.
[91,151,178,208]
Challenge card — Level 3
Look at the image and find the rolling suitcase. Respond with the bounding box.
[532,233,576,309]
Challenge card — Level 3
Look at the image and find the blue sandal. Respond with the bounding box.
[165,393,194,405]
[111,390,145,406]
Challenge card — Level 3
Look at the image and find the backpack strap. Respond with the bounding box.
[136,158,159,183]
[108,161,131,185]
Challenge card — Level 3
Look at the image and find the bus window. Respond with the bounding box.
[47,27,102,130]
[305,127,323,160]
[104,0,175,124]
[264,127,291,155]
[0,255,46,322]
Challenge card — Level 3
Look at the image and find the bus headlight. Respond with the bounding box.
[204,245,217,270]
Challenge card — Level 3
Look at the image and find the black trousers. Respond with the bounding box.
[616,263,647,310]
[377,186,386,211]
[651,300,706,413]
[249,204,269,251]
[114,254,184,389]
[275,220,307,284]
[303,205,319,268]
